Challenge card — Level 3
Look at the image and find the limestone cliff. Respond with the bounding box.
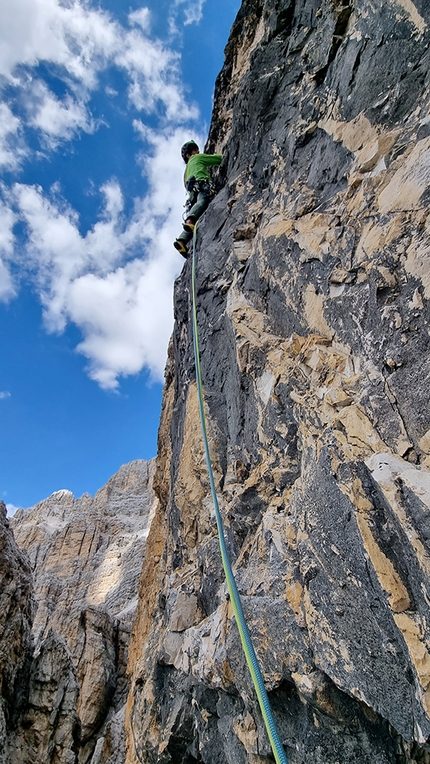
[126,1,430,762]
[0,503,34,764]
[10,459,156,764]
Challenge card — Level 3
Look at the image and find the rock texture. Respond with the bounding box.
[10,459,156,764]
[126,1,430,762]
[0,503,34,764]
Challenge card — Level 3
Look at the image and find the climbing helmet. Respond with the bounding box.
[181,141,199,163]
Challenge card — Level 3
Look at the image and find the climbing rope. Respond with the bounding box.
[191,223,289,764]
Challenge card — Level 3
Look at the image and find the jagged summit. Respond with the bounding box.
[49,488,74,499]
[5,459,156,764]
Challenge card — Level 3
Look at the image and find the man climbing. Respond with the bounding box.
[173,141,222,257]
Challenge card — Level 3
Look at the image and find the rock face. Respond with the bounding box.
[126,1,430,762]
[0,503,34,764]
[10,459,156,764]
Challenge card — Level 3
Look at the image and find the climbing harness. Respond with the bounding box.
[187,177,215,195]
[184,178,216,215]
[191,223,289,764]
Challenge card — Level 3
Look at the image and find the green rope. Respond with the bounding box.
[190,222,288,764]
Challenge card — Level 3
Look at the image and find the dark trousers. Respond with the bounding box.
[176,191,211,244]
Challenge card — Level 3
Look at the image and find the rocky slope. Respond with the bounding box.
[9,459,156,764]
[125,1,430,762]
[0,503,34,764]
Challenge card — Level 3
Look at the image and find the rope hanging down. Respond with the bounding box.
[191,223,289,764]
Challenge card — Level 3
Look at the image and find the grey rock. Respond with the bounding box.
[0,502,34,763]
[11,460,156,764]
[127,0,430,762]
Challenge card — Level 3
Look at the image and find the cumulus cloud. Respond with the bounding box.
[13,125,203,388]
[15,179,128,332]
[68,257,174,388]
[0,0,198,155]
[0,0,117,86]
[0,0,208,388]
[0,391,11,400]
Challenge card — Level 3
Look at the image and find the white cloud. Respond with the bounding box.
[0,201,15,253]
[0,261,15,301]
[128,8,151,32]
[170,0,206,27]
[68,257,174,387]
[13,125,203,388]
[183,0,206,26]
[0,103,25,170]
[0,391,11,399]
[0,0,117,86]
[0,200,16,301]
[26,80,94,144]
[114,26,197,122]
[15,180,128,332]
[0,1,198,153]
[0,0,208,389]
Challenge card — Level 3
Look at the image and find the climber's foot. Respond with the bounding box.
[173,240,189,257]
[183,219,195,234]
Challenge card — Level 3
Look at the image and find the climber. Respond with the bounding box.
[173,141,222,257]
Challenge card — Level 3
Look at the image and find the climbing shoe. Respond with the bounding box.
[173,240,189,258]
[183,220,195,233]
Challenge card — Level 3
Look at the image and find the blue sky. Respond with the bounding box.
[0,0,240,511]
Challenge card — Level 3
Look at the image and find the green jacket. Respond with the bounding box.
[184,153,222,185]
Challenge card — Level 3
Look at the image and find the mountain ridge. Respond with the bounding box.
[5,459,156,764]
